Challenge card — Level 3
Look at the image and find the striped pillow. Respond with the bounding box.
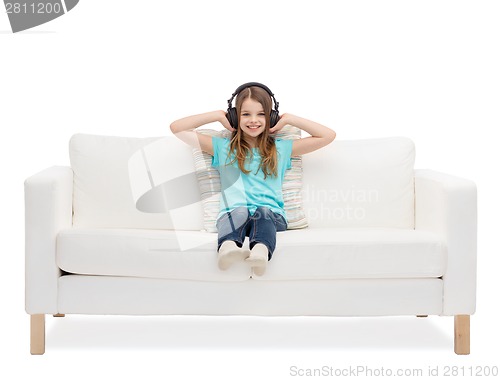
[192,125,308,232]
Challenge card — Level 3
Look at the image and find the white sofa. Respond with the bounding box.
[24,133,477,355]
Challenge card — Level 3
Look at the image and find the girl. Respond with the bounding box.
[170,83,336,276]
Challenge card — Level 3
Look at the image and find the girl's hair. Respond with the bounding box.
[228,86,278,179]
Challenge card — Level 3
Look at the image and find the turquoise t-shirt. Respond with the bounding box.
[211,136,293,223]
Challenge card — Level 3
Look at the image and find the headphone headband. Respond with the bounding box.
[226,82,280,129]
[227,82,279,112]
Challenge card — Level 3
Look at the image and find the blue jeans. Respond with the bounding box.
[216,206,287,261]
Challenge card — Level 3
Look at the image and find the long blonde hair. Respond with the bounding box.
[227,86,278,179]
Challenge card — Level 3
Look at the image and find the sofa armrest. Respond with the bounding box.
[414,169,477,316]
[25,166,73,314]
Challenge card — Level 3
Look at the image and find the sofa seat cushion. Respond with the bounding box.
[257,228,447,280]
[57,228,249,282]
[57,228,446,282]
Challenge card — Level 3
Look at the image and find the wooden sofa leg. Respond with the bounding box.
[454,315,470,355]
[30,314,45,355]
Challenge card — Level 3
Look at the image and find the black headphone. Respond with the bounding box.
[226,82,280,129]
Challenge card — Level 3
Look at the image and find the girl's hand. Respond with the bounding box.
[217,110,236,133]
[269,113,290,135]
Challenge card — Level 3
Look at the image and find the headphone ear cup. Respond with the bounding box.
[270,110,280,128]
[227,107,238,128]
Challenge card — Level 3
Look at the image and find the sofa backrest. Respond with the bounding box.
[302,136,415,228]
[70,133,204,230]
[69,134,415,230]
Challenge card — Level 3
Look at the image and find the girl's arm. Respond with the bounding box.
[269,113,336,156]
[170,110,235,155]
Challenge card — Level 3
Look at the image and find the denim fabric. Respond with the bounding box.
[216,206,287,261]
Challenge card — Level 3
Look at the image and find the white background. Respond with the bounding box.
[1,0,499,379]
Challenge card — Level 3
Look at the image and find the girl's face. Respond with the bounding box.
[239,98,266,144]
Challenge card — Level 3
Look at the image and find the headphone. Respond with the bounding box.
[226,82,280,129]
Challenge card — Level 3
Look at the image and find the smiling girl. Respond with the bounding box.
[170,83,336,275]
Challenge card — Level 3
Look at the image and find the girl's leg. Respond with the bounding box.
[216,207,251,270]
[246,207,287,276]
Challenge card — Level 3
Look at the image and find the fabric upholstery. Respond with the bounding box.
[56,227,446,281]
[302,137,415,228]
[58,275,444,316]
[70,133,204,230]
[415,169,477,315]
[70,134,415,231]
[24,166,73,314]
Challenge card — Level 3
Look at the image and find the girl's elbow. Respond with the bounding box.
[328,130,336,143]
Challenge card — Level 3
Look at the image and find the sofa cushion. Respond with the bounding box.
[70,134,415,231]
[70,133,204,230]
[57,228,249,282]
[302,137,415,228]
[192,125,308,232]
[255,228,446,280]
[56,228,446,281]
